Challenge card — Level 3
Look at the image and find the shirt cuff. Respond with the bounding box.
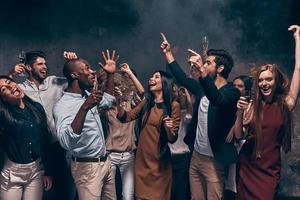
[66,125,82,139]
[98,92,116,110]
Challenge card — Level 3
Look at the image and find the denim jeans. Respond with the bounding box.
[109,152,135,200]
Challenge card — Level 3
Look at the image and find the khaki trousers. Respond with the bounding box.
[189,150,224,200]
[0,158,44,200]
[71,157,116,200]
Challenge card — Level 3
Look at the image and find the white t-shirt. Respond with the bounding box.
[169,110,191,154]
[194,96,214,157]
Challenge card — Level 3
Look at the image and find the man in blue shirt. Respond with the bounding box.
[53,50,117,200]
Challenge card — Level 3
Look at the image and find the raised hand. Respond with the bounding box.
[99,50,119,74]
[160,33,175,63]
[82,90,103,111]
[187,49,203,67]
[120,63,133,75]
[131,93,143,107]
[288,25,300,40]
[237,96,250,111]
[10,63,26,76]
[114,86,123,103]
[160,33,171,54]
[63,51,77,60]
[187,49,206,77]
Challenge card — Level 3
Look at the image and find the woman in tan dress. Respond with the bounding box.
[117,71,181,200]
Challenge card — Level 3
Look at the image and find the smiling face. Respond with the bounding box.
[75,59,96,89]
[0,78,24,105]
[30,57,47,82]
[148,72,162,92]
[258,69,275,100]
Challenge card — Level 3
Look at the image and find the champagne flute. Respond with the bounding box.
[18,51,26,77]
[201,36,209,59]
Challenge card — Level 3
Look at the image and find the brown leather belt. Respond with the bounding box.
[72,154,107,162]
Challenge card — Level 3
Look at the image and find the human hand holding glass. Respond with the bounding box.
[17,51,26,77]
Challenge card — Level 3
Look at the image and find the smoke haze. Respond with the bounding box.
[1,1,300,196]
[0,0,299,81]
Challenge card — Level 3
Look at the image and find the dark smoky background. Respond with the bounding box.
[1,0,300,196]
[0,0,299,81]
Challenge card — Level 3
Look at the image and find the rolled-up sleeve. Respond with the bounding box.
[53,92,115,152]
[98,92,116,110]
[53,104,82,151]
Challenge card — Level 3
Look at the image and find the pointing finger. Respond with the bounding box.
[160,32,168,42]
[288,25,298,31]
[187,49,200,56]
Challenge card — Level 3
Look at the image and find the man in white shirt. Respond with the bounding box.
[9,51,76,199]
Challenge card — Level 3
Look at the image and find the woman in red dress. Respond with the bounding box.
[233,25,300,200]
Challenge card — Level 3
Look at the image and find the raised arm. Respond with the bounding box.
[63,51,78,60]
[286,25,300,111]
[117,98,147,123]
[160,33,202,95]
[188,49,240,107]
[120,63,145,95]
[99,50,119,95]
[8,63,26,78]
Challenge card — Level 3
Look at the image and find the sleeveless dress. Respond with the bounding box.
[237,103,284,200]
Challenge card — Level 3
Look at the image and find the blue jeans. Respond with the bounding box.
[109,152,135,200]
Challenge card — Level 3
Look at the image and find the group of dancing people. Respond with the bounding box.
[0,24,300,200]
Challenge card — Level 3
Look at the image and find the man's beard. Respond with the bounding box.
[79,81,93,91]
[209,72,217,81]
[32,72,46,82]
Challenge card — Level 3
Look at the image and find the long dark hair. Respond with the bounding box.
[140,71,174,166]
[0,76,49,137]
[252,64,291,157]
[233,75,253,95]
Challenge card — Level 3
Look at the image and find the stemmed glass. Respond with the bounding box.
[201,36,209,59]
